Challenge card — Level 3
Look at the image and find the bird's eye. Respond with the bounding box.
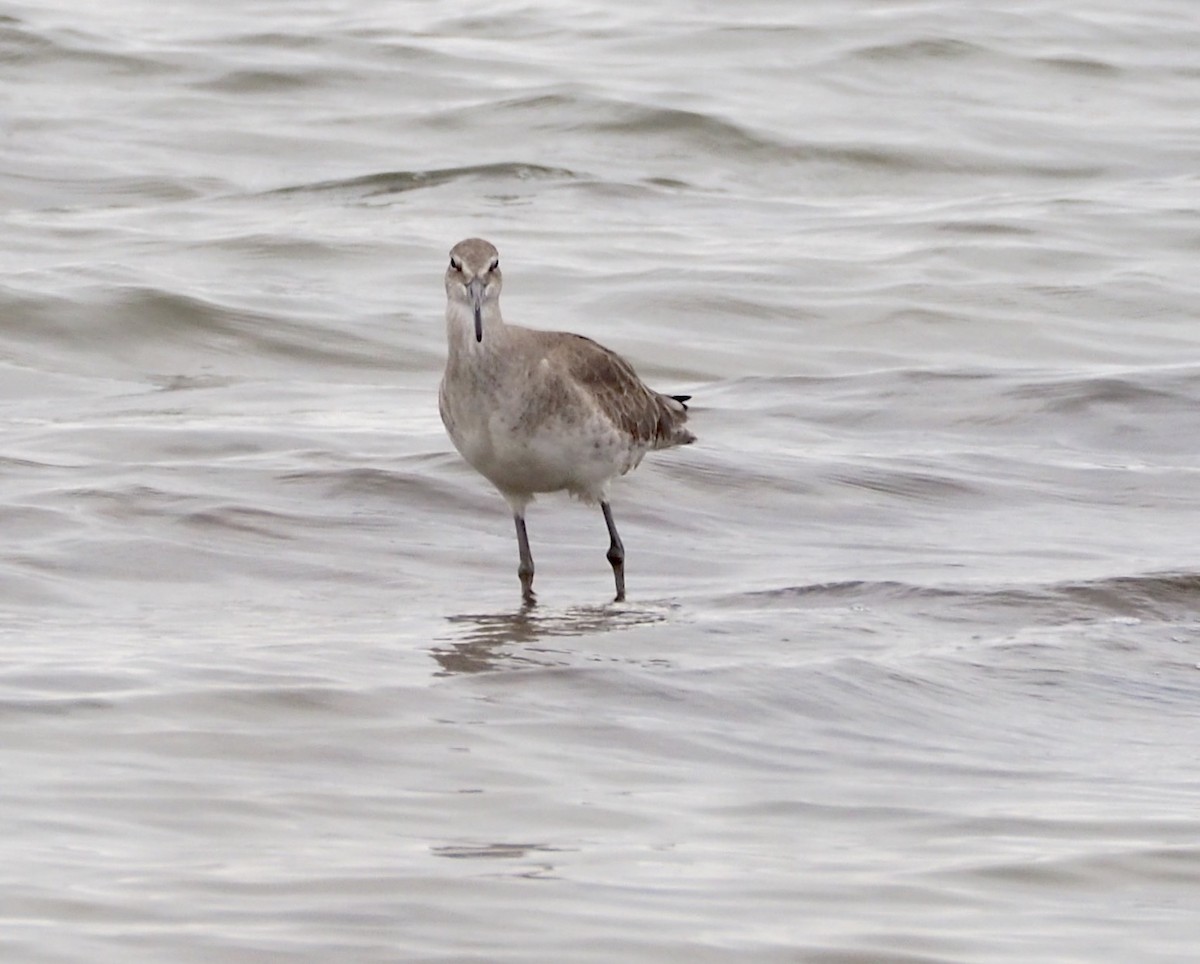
[488,258,499,272]
[449,256,461,271]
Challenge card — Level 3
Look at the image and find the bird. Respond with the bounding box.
[438,237,695,603]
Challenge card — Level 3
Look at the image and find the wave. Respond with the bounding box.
[0,15,173,76]
[269,162,578,200]
[710,366,1200,431]
[725,569,1200,622]
[0,284,408,377]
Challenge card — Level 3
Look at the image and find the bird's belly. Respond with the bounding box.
[453,410,639,501]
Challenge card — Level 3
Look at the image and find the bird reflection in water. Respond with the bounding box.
[431,602,669,676]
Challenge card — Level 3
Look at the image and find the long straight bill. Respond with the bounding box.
[468,278,485,342]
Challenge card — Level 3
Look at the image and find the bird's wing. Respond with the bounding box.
[548,333,686,446]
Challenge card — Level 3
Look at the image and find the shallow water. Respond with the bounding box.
[3,0,1200,960]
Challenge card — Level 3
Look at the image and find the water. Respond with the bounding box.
[3,0,1200,960]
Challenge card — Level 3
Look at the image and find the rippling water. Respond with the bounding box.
[4,1,1200,960]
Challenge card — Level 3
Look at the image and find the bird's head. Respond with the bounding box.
[446,238,502,343]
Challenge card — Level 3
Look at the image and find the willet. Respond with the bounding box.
[438,237,695,603]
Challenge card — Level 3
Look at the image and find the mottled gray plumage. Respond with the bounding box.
[438,237,694,602]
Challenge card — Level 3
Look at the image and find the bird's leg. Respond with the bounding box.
[514,512,536,604]
[600,500,625,602]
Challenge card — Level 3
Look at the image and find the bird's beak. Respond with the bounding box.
[467,278,485,342]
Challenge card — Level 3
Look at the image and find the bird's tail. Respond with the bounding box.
[655,392,696,447]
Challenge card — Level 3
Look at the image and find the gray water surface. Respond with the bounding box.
[3,1,1200,961]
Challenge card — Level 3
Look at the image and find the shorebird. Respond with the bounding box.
[438,238,695,603]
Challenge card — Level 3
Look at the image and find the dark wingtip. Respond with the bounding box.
[669,394,691,410]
